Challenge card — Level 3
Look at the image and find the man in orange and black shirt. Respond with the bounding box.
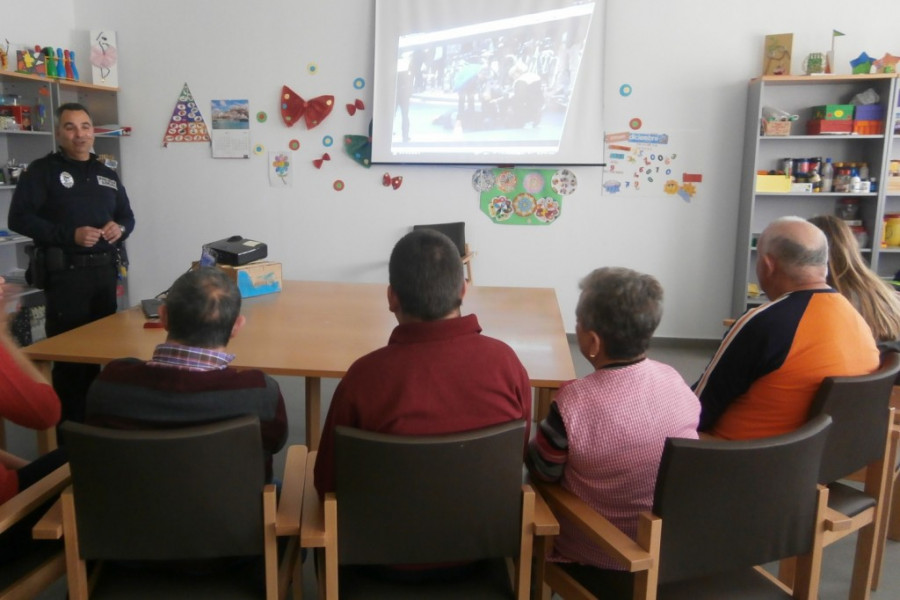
[694,216,879,440]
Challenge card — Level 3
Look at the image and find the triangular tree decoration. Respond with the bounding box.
[162,82,210,147]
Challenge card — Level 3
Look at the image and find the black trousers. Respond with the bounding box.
[44,264,118,425]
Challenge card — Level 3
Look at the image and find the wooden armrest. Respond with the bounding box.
[534,480,653,572]
[276,444,307,536]
[532,486,560,536]
[0,463,69,534]
[32,498,63,540]
[300,450,326,548]
[824,506,853,532]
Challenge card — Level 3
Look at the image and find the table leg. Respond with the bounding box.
[305,377,321,451]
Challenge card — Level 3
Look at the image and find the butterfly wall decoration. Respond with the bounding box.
[280,85,334,129]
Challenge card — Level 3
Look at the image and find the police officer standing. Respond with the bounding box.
[9,102,135,424]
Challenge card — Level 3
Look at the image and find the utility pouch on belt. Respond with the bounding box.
[25,245,46,289]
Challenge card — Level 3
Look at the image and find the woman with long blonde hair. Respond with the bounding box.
[808,214,900,343]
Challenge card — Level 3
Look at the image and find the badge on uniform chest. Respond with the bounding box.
[59,171,74,188]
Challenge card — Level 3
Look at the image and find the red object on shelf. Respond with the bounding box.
[852,120,885,135]
[806,119,853,135]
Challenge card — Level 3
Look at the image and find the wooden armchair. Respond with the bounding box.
[300,421,551,599]
[0,463,69,600]
[533,415,833,600]
[873,375,900,588]
[34,416,306,600]
[782,351,900,600]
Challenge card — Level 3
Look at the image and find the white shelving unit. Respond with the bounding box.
[732,74,899,318]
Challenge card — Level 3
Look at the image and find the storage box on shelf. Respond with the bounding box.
[762,120,792,136]
[733,74,897,318]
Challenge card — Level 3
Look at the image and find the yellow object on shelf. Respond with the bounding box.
[756,174,791,193]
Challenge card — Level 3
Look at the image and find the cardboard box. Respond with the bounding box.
[806,119,853,135]
[756,174,791,193]
[791,182,813,193]
[812,104,854,120]
[852,120,885,135]
[192,261,283,298]
[854,104,884,121]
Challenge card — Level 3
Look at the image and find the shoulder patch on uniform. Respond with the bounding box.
[97,175,118,190]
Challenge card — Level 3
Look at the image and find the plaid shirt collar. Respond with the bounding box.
[148,342,235,372]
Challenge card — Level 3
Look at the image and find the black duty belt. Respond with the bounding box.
[67,252,115,268]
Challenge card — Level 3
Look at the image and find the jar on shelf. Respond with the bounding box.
[834,166,853,193]
[883,214,900,247]
[836,197,860,220]
[844,220,868,249]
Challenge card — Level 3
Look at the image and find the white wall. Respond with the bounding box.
[18,0,900,336]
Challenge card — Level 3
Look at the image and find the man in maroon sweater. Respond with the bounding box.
[85,267,287,480]
[314,229,531,495]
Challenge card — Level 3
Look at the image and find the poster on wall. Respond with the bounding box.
[211,99,250,158]
[476,168,568,226]
[601,130,702,201]
[162,83,210,147]
[90,29,118,87]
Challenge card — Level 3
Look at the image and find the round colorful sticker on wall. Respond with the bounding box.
[289,139,300,151]
[256,111,267,123]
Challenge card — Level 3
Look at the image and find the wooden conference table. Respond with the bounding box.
[22,280,575,451]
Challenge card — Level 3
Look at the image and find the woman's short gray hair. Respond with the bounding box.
[575,267,663,360]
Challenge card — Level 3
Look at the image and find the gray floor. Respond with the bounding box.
[13,336,900,598]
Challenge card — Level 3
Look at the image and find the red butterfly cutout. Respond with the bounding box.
[382,173,403,189]
[281,85,334,129]
[345,99,366,116]
[313,153,331,169]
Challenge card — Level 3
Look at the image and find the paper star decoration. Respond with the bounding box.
[874,53,900,73]
[850,52,874,74]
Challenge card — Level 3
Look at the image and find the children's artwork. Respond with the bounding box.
[280,85,334,128]
[269,151,292,186]
[211,99,250,158]
[763,33,792,76]
[0,39,9,70]
[478,168,565,226]
[874,53,900,74]
[850,52,874,75]
[603,130,701,201]
[15,46,45,76]
[90,30,118,87]
[162,83,210,147]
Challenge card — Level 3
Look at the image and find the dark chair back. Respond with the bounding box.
[334,420,526,565]
[808,351,900,484]
[413,221,467,257]
[61,415,266,561]
[652,415,832,584]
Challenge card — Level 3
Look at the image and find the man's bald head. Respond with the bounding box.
[756,216,829,297]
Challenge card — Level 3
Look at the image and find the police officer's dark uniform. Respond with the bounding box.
[9,149,135,423]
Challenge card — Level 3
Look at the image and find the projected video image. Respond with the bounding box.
[389,4,594,157]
